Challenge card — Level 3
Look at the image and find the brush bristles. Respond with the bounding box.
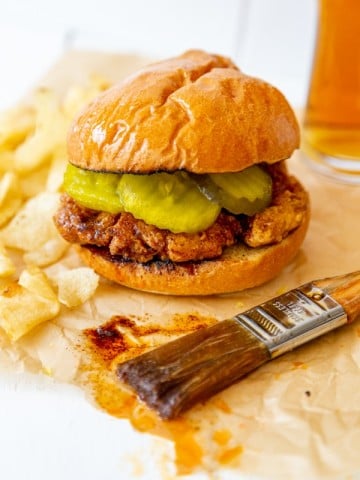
[117,319,270,419]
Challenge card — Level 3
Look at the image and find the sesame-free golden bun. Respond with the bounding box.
[63,50,309,296]
[67,49,300,174]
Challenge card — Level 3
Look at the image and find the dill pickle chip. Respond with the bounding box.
[117,172,221,233]
[195,165,272,215]
[63,164,123,213]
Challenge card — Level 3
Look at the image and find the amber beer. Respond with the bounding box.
[303,0,360,183]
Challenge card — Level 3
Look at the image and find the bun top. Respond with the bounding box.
[68,50,300,174]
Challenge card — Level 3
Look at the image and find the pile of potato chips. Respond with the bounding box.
[0,76,110,341]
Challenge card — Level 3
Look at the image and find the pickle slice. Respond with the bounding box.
[63,164,123,213]
[117,171,221,233]
[195,165,272,215]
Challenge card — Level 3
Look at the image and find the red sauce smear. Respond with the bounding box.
[79,313,243,474]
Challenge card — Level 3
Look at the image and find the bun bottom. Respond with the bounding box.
[76,209,309,296]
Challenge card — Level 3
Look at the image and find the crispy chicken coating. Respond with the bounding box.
[243,163,308,247]
[55,196,241,263]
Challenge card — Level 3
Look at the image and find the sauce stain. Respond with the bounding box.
[217,445,243,465]
[291,361,308,370]
[213,429,232,446]
[84,317,129,363]
[79,312,218,473]
[169,421,204,474]
[212,398,233,414]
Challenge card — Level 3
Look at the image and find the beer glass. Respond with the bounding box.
[303,0,360,184]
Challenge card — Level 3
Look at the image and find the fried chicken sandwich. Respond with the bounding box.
[54,50,310,295]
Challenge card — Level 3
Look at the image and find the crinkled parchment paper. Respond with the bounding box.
[1,51,360,480]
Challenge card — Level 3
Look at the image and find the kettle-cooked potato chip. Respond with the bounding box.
[54,267,99,308]
[0,242,15,278]
[0,172,23,227]
[14,89,68,174]
[0,103,35,150]
[0,75,112,341]
[23,237,68,268]
[0,267,60,341]
[1,191,62,251]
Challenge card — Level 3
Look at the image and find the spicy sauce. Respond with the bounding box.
[80,313,221,473]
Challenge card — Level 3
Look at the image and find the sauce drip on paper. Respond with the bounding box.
[80,313,242,473]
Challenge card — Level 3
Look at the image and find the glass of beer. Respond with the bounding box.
[303,0,360,184]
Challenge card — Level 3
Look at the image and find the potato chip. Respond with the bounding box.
[0,78,114,325]
[45,147,67,193]
[24,237,68,267]
[55,267,99,308]
[0,267,60,341]
[0,149,15,173]
[19,266,58,299]
[18,164,50,199]
[0,242,15,278]
[0,191,62,252]
[0,103,35,150]
[0,172,23,226]
[14,89,68,174]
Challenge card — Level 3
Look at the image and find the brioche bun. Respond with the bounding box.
[60,50,309,296]
[68,50,300,174]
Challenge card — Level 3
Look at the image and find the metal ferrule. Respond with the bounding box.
[234,282,347,358]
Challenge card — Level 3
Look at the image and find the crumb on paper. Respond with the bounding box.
[212,429,232,446]
[276,285,288,295]
[235,300,244,309]
[291,361,308,370]
[42,366,53,376]
[216,445,243,466]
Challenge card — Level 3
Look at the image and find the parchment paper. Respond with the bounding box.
[1,51,360,480]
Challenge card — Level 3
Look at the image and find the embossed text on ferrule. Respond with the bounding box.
[234,282,347,358]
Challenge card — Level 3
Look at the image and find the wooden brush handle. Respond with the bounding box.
[315,271,360,324]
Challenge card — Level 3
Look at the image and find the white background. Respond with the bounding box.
[1,0,317,108]
[1,1,319,479]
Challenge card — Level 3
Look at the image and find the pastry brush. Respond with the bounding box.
[117,271,360,419]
